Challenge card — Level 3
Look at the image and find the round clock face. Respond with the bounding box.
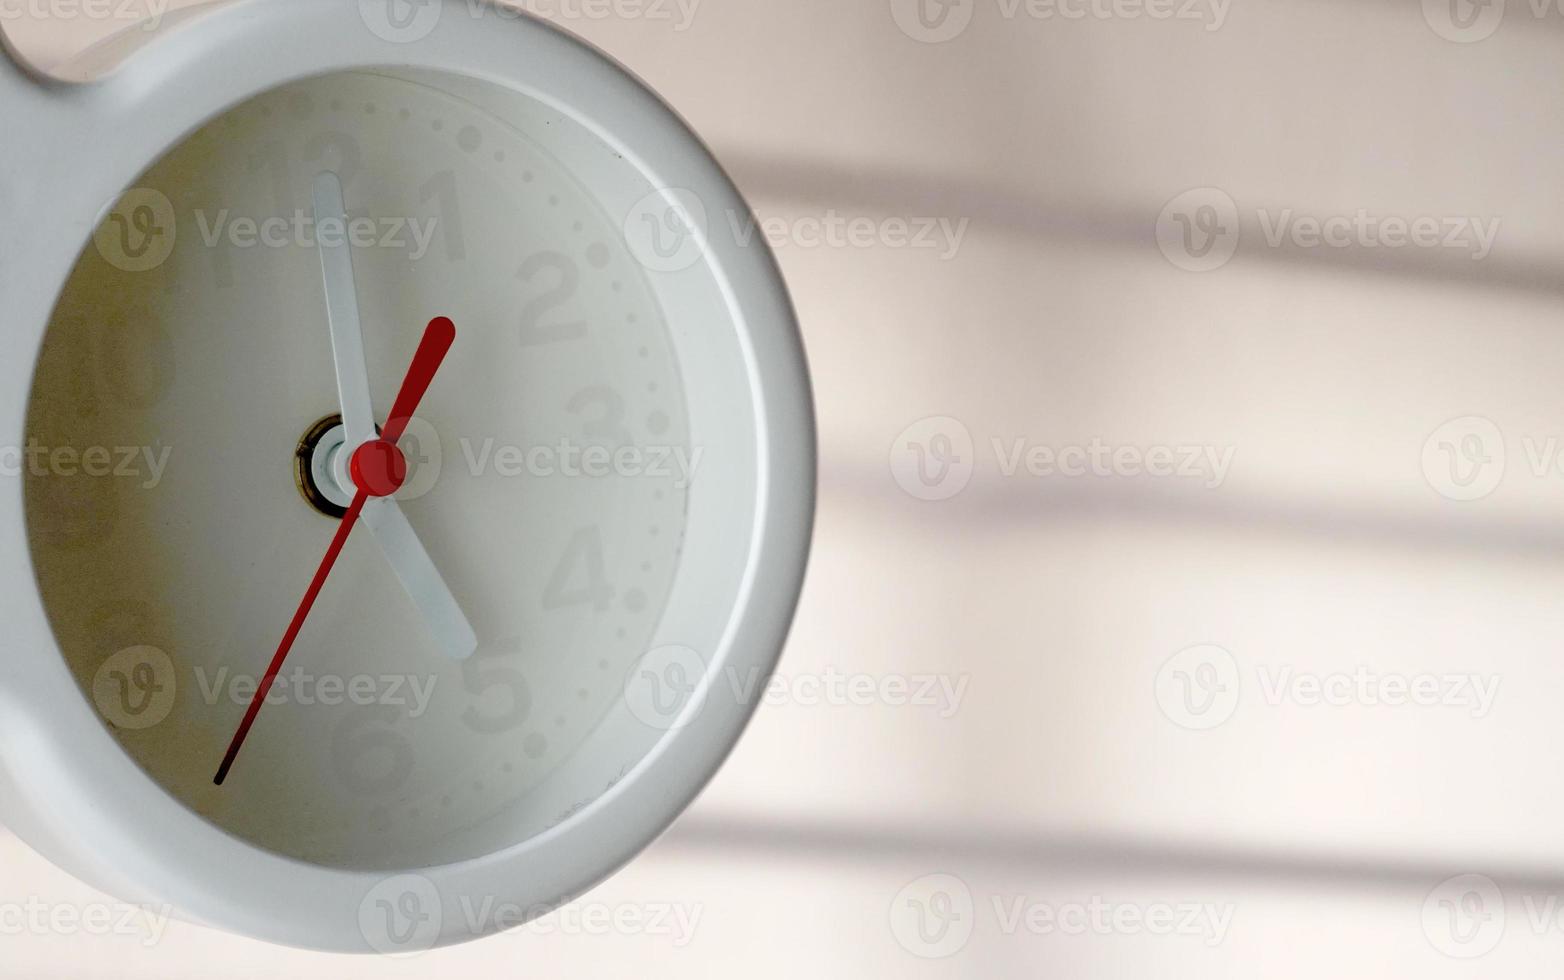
[25,70,701,870]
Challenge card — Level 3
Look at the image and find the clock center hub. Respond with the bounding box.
[349,440,408,498]
[296,414,399,517]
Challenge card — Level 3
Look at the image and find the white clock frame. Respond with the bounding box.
[0,0,814,952]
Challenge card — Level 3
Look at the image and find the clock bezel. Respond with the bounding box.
[0,0,814,952]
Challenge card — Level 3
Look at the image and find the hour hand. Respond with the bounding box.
[361,497,478,660]
[312,171,476,661]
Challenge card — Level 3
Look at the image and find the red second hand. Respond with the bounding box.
[215,316,457,786]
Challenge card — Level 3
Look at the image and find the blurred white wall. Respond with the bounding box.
[7,0,1564,974]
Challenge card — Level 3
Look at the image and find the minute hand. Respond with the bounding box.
[312,171,477,661]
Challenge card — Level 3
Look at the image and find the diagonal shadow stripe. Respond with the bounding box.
[724,154,1564,300]
[659,813,1564,894]
[819,463,1564,564]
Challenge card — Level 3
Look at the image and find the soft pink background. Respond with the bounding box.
[6,1,1564,975]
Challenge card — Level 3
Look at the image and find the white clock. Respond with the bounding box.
[0,0,813,953]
